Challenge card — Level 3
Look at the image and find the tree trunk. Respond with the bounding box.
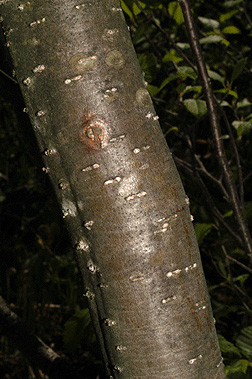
[0,1,225,378]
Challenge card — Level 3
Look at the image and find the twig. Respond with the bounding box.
[243,0,252,30]
[174,155,244,246]
[0,68,17,84]
[194,155,228,200]
[178,0,252,260]
[185,133,229,200]
[243,170,252,184]
[216,102,244,208]
[226,254,252,275]
[0,296,84,379]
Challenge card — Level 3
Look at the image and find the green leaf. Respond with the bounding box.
[199,35,225,45]
[147,84,160,96]
[231,58,247,83]
[198,16,220,29]
[177,66,197,79]
[164,126,179,135]
[63,308,95,353]
[225,360,249,376]
[236,327,252,357]
[223,0,243,8]
[159,74,181,91]
[120,0,133,19]
[232,121,252,136]
[215,88,238,98]
[0,195,6,202]
[176,42,190,49]
[208,70,225,84]
[237,98,251,108]
[132,1,146,16]
[223,210,233,218]
[163,49,183,63]
[233,274,249,284]
[183,85,202,94]
[194,223,214,246]
[220,100,232,107]
[220,134,230,140]
[168,2,184,25]
[183,99,207,117]
[218,334,242,357]
[220,10,238,23]
[159,67,197,92]
[138,52,157,83]
[218,260,228,279]
[222,26,241,34]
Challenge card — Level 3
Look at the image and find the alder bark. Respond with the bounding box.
[0,1,225,378]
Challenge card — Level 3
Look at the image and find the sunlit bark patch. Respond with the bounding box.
[80,113,109,150]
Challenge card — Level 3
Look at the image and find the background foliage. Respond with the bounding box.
[1,0,252,377]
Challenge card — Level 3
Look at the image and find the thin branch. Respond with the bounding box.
[0,296,84,379]
[233,284,252,309]
[242,0,252,30]
[0,171,8,181]
[194,155,229,200]
[243,170,252,184]
[174,155,244,246]
[185,133,229,200]
[226,254,252,275]
[216,102,244,208]
[0,68,18,84]
[178,0,252,260]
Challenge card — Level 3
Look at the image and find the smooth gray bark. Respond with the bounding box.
[0,1,225,378]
